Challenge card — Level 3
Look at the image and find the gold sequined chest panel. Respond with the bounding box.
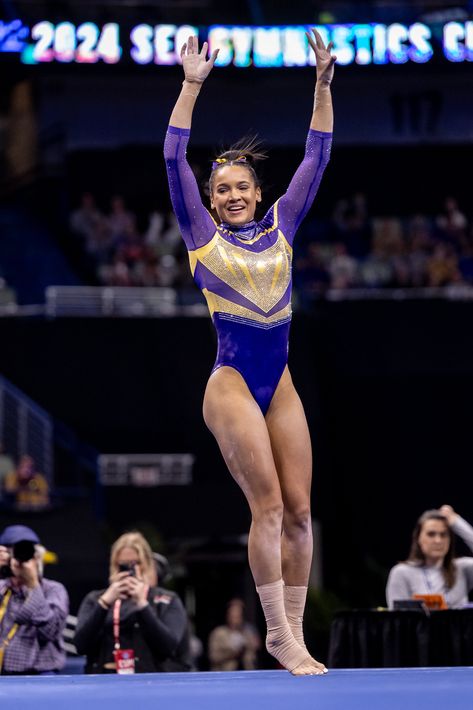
[189,229,293,316]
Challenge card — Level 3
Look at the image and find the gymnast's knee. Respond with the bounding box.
[252,499,284,529]
[283,506,312,539]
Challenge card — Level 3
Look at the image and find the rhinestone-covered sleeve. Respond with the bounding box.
[277,129,332,244]
[164,125,216,250]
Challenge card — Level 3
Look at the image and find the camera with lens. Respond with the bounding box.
[0,539,37,578]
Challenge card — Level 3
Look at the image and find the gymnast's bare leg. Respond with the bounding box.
[204,366,326,675]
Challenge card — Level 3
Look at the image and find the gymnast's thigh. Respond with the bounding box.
[203,366,281,506]
[264,367,313,508]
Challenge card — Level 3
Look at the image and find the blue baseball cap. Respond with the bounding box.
[0,525,40,546]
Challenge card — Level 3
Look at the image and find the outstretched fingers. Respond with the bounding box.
[305,31,317,54]
[307,29,337,68]
[187,34,198,53]
[311,28,326,50]
[207,48,220,68]
[200,41,219,67]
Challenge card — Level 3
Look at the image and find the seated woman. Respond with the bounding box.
[386,505,473,609]
[75,532,192,673]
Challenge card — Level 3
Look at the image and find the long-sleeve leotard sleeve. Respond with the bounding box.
[276,129,332,245]
[164,126,216,250]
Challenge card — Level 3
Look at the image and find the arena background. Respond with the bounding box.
[0,0,472,665]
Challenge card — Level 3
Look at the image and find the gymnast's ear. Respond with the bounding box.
[256,186,262,203]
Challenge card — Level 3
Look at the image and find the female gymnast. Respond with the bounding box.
[164,29,335,675]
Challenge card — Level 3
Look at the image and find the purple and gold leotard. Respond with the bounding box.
[164,125,332,414]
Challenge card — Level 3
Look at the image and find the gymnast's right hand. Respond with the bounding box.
[180,35,219,83]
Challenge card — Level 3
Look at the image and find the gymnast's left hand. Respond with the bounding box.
[180,35,219,84]
[306,28,337,85]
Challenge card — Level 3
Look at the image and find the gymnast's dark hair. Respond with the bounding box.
[209,136,267,193]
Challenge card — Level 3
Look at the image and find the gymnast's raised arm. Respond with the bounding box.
[277,29,336,243]
[163,36,219,250]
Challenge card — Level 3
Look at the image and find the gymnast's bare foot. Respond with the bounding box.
[291,655,328,676]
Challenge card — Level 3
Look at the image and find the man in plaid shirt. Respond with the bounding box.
[0,525,68,674]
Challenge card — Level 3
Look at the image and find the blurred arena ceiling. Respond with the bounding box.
[5,1,473,22]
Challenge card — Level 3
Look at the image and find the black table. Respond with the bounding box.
[328,609,473,667]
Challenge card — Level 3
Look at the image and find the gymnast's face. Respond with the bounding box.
[211,165,262,226]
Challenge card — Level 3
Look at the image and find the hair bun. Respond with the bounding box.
[213,135,267,166]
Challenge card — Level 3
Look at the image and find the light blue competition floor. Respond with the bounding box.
[0,668,472,710]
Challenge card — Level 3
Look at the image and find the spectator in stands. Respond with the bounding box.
[0,441,15,503]
[405,214,432,287]
[436,197,468,243]
[144,209,165,252]
[208,598,261,671]
[386,505,473,609]
[294,243,330,303]
[331,193,372,258]
[0,277,17,310]
[145,211,182,259]
[425,243,459,287]
[329,243,358,289]
[75,531,192,674]
[70,192,106,254]
[359,250,393,288]
[160,212,182,256]
[3,454,49,511]
[0,524,68,674]
[458,243,473,285]
[107,195,137,247]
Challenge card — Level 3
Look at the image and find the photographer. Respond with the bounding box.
[74,532,192,673]
[0,525,68,674]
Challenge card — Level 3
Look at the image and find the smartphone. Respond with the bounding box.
[118,562,136,576]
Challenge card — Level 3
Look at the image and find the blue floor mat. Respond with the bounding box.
[0,667,472,710]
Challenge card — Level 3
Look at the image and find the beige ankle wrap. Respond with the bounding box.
[283,584,308,651]
[256,579,309,672]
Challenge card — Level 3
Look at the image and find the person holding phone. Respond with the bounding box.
[75,532,192,673]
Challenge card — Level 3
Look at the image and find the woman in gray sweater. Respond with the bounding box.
[386,505,473,609]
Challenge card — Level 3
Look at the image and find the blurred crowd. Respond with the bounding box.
[295,194,472,300]
[69,192,472,300]
[69,193,192,291]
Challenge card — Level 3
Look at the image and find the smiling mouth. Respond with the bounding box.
[227,205,245,213]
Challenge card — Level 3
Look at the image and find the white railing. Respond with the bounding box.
[325,285,473,301]
[0,375,53,483]
[44,284,473,318]
[63,614,79,655]
[45,286,182,317]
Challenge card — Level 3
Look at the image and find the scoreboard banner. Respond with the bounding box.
[0,19,472,67]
